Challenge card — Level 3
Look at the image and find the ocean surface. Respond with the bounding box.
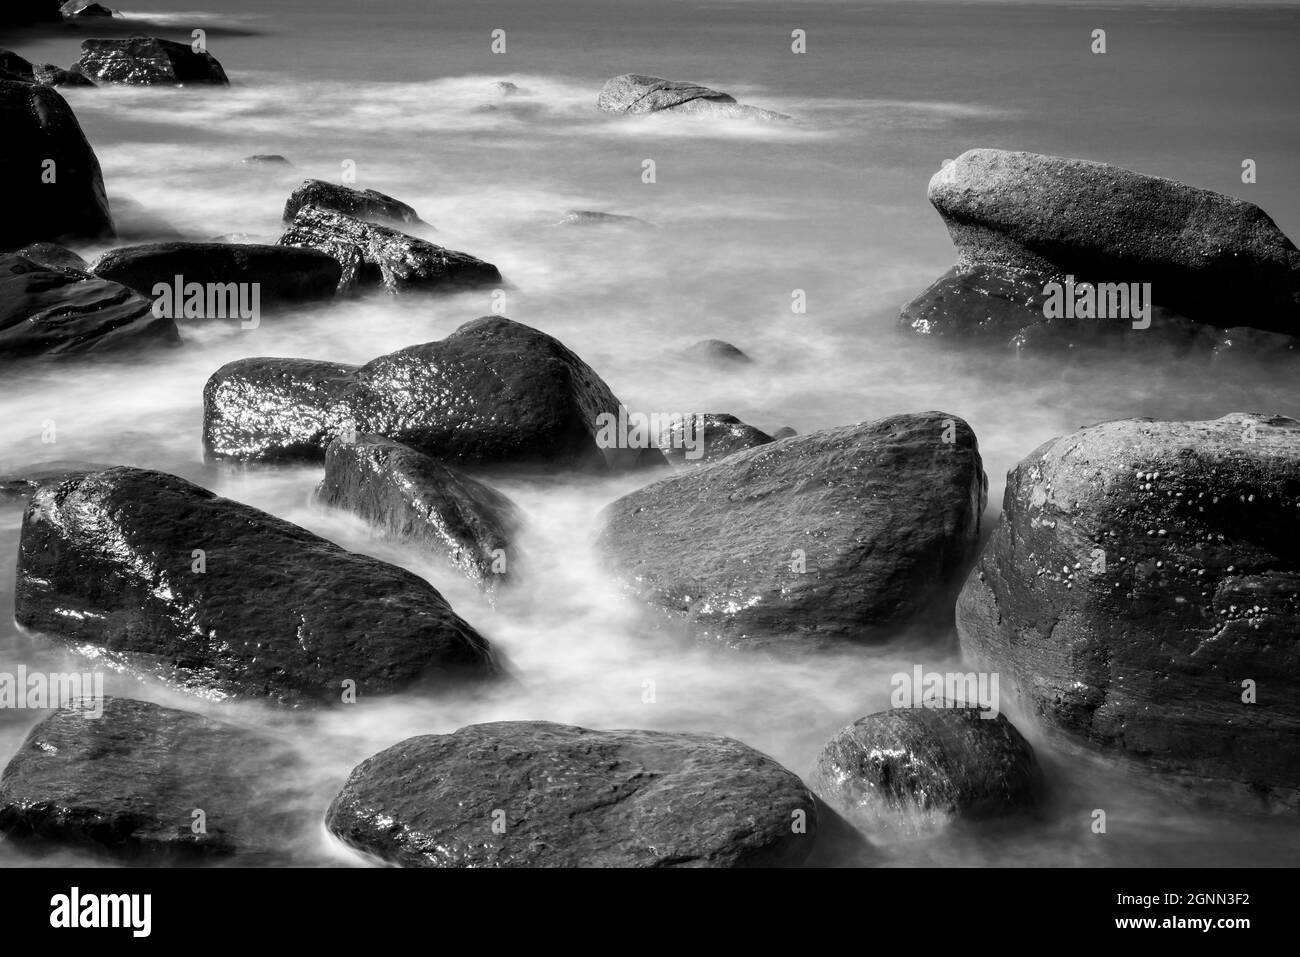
[2,0,1299,866]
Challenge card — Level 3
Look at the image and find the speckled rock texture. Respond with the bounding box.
[596,74,789,121]
[658,413,773,467]
[15,467,498,705]
[281,179,429,229]
[957,412,1300,808]
[813,706,1042,835]
[203,315,664,472]
[0,698,302,861]
[597,411,987,648]
[76,37,229,85]
[326,720,819,867]
[317,434,522,592]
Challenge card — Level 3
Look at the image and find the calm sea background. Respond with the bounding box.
[1,0,1298,866]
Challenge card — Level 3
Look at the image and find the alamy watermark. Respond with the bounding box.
[151,275,261,329]
[0,667,104,717]
[1042,275,1151,329]
[594,409,705,461]
[891,665,1000,718]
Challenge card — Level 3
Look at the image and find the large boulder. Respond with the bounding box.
[0,698,302,861]
[282,179,428,228]
[957,412,1300,808]
[596,74,788,121]
[317,434,522,591]
[0,79,114,249]
[92,242,342,316]
[813,706,1042,836]
[902,149,1300,345]
[204,315,663,472]
[15,467,498,705]
[278,206,495,294]
[326,721,818,867]
[0,253,180,361]
[76,37,229,85]
[596,412,987,648]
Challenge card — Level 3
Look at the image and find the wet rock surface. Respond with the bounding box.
[658,413,773,466]
[326,720,819,867]
[317,434,522,591]
[597,74,788,121]
[813,706,1042,836]
[16,467,498,705]
[597,411,987,648]
[282,179,427,228]
[76,37,229,85]
[957,412,1300,807]
[204,315,662,472]
[0,698,303,861]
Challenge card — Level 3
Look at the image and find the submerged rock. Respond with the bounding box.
[317,434,522,591]
[689,338,752,365]
[0,459,111,504]
[326,721,818,867]
[278,206,494,294]
[770,426,798,440]
[33,63,97,87]
[957,412,1300,808]
[902,149,1300,345]
[813,706,1042,836]
[0,698,302,861]
[109,195,186,242]
[597,411,987,648]
[61,0,115,16]
[76,37,229,85]
[597,74,788,121]
[554,209,650,228]
[204,315,662,472]
[12,242,90,275]
[241,153,292,167]
[0,253,180,362]
[282,179,427,228]
[92,242,341,314]
[0,79,114,248]
[16,467,498,705]
[658,413,773,466]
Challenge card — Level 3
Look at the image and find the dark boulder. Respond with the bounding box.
[279,206,495,294]
[596,411,987,648]
[241,154,291,166]
[0,50,34,79]
[0,253,180,362]
[76,37,229,86]
[0,698,302,861]
[903,149,1300,341]
[957,412,1300,808]
[1,459,110,504]
[597,74,789,121]
[0,79,114,249]
[282,179,427,228]
[326,720,818,867]
[690,338,751,365]
[658,412,773,466]
[317,434,522,591]
[813,706,1042,836]
[15,467,498,705]
[61,1,116,17]
[33,63,97,87]
[12,242,90,274]
[92,242,341,315]
[204,315,662,472]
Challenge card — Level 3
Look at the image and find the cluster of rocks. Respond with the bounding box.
[900,148,1300,354]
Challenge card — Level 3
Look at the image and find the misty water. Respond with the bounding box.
[2,0,1299,866]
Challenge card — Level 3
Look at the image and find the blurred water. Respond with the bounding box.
[2,0,1299,866]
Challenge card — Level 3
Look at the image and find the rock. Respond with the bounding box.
[0,459,110,504]
[15,467,499,705]
[0,79,114,249]
[0,50,34,79]
[92,242,341,315]
[12,242,90,274]
[241,154,292,166]
[109,195,185,242]
[956,412,1300,808]
[491,80,518,96]
[659,413,773,467]
[317,434,522,591]
[61,0,115,16]
[915,148,1300,336]
[554,209,650,228]
[278,206,496,295]
[771,426,797,440]
[76,37,229,86]
[813,706,1042,836]
[204,315,663,472]
[597,73,789,121]
[597,411,987,648]
[0,253,180,362]
[282,179,426,228]
[33,63,97,87]
[0,698,302,861]
[326,720,818,867]
[690,338,751,365]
